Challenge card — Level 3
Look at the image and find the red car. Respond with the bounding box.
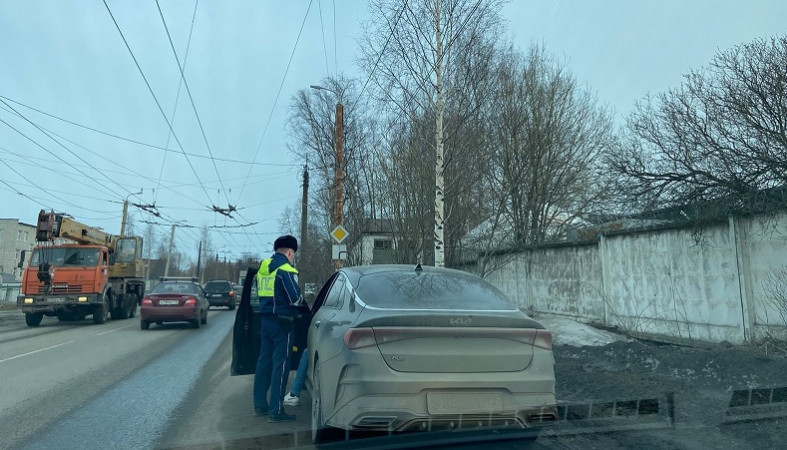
[140,277,209,329]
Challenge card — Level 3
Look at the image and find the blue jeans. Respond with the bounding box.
[253,315,293,415]
[290,348,308,397]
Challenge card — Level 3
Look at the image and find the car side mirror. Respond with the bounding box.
[349,292,356,313]
[18,250,26,269]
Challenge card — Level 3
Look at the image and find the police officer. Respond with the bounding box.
[253,235,302,422]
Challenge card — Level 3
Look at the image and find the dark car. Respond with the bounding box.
[140,277,209,329]
[203,280,237,310]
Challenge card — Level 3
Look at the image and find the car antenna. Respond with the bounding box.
[414,263,423,273]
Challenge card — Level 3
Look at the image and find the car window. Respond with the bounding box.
[204,281,230,292]
[321,274,345,309]
[355,271,515,310]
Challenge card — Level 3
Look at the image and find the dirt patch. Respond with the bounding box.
[551,339,787,448]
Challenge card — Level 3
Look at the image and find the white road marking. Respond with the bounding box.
[0,340,75,364]
[97,324,135,336]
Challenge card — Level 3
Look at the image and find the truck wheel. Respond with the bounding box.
[25,313,43,327]
[128,300,137,318]
[93,295,109,324]
[111,295,130,320]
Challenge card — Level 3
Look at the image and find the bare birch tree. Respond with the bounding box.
[361,0,504,266]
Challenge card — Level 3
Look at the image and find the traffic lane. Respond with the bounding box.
[22,309,235,450]
[0,309,230,450]
[157,330,313,449]
[0,308,85,344]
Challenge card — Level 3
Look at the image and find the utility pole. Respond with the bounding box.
[335,102,344,231]
[196,240,202,283]
[164,224,175,277]
[310,84,346,270]
[299,165,309,290]
[121,189,143,236]
[333,99,345,271]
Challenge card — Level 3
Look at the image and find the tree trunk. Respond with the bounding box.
[434,0,445,267]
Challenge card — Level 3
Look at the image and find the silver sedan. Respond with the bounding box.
[307,264,557,442]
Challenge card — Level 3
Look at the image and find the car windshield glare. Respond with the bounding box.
[355,271,515,310]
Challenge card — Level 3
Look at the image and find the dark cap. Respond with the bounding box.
[274,235,298,252]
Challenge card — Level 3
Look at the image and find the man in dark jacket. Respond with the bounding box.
[252,235,303,422]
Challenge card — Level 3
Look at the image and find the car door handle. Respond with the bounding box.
[314,320,321,328]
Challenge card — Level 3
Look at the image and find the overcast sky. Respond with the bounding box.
[1,0,784,262]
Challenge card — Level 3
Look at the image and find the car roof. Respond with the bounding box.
[341,264,480,279]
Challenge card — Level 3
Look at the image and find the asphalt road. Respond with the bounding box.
[4,307,786,450]
[0,308,234,450]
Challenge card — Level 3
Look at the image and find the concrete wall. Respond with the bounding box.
[480,212,787,345]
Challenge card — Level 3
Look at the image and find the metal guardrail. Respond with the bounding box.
[541,395,675,437]
[723,386,787,424]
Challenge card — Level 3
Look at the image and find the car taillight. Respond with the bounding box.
[184,297,197,306]
[229,290,235,297]
[534,330,552,350]
[142,298,153,305]
[344,328,377,350]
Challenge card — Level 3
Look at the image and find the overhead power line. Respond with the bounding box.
[0,106,128,200]
[102,0,219,205]
[154,0,199,205]
[0,95,300,167]
[237,0,314,202]
[358,0,409,100]
[154,0,234,211]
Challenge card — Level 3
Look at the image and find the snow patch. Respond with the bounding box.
[537,316,627,347]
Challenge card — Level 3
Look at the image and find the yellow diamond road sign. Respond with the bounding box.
[330,225,349,244]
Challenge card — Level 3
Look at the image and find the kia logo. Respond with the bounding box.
[449,317,472,325]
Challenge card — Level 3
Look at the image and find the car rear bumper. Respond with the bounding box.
[318,349,557,432]
[207,297,233,306]
[141,306,200,322]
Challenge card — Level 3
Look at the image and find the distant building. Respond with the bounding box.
[351,219,395,266]
[0,218,36,280]
[1,272,22,303]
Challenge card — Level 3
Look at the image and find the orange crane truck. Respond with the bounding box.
[17,210,146,327]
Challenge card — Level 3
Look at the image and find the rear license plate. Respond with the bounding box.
[427,392,503,414]
[159,300,179,306]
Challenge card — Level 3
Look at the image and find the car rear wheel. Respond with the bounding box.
[311,361,334,443]
[25,312,43,327]
[191,317,201,329]
[200,309,207,324]
[140,320,150,330]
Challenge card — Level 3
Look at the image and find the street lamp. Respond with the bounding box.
[310,84,345,269]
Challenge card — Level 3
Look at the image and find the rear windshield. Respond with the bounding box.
[355,271,515,310]
[204,281,232,292]
[151,282,200,295]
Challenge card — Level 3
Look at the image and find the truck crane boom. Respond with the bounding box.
[36,210,113,246]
